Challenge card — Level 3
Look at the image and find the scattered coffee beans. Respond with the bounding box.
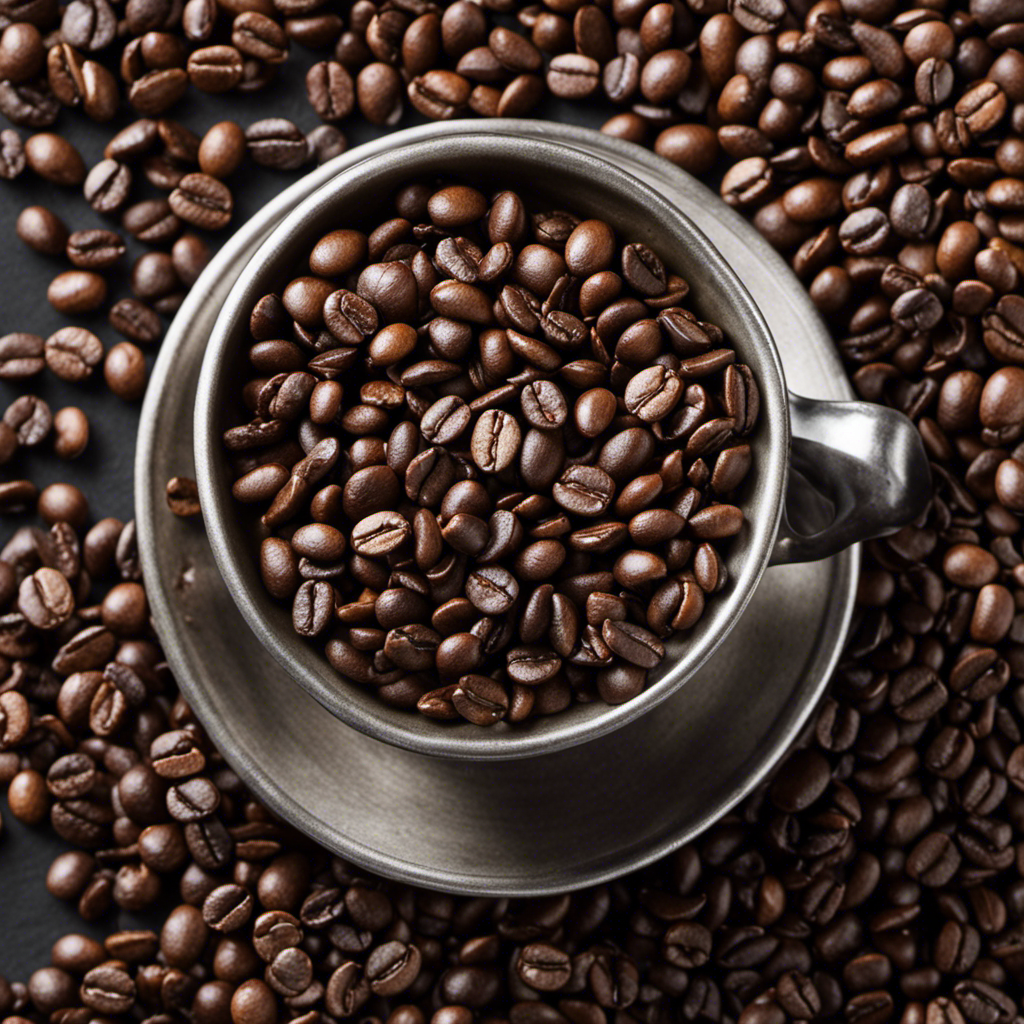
[3,0,1024,1019]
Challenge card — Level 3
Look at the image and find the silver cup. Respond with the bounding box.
[194,132,930,762]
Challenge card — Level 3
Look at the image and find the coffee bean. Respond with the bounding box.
[601,619,665,668]
[520,380,567,430]
[16,204,68,254]
[44,327,103,382]
[245,117,308,170]
[83,158,131,213]
[0,79,59,127]
[5,394,51,446]
[169,172,233,230]
[66,228,125,269]
[122,199,181,244]
[306,60,354,121]
[547,53,599,99]
[18,567,74,630]
[624,365,683,422]
[197,120,245,178]
[47,270,107,315]
[104,342,147,401]
[465,565,518,615]
[469,409,520,473]
[166,776,220,822]
[409,69,470,119]
[109,298,162,344]
[187,44,243,92]
[24,132,85,185]
[547,465,615,518]
[421,395,471,445]
[0,332,44,379]
[203,882,253,932]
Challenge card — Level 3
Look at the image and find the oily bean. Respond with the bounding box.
[16,205,68,254]
[24,132,85,185]
[575,388,617,437]
[471,409,521,473]
[452,674,509,725]
[169,173,232,230]
[47,271,106,315]
[198,121,245,178]
[553,466,616,517]
[601,619,665,668]
[44,327,103,383]
[0,332,44,379]
[187,45,243,92]
[83,158,131,213]
[66,228,124,269]
[5,394,52,446]
[613,549,667,590]
[409,69,471,119]
[104,342,147,401]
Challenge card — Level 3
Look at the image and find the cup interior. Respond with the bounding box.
[194,132,790,761]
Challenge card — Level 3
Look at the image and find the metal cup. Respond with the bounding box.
[194,131,930,762]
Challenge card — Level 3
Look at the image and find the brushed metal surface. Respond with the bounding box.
[772,396,933,565]
[137,121,860,895]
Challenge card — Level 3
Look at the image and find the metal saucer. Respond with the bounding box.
[137,121,859,897]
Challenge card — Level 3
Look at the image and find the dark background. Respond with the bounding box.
[0,68,611,976]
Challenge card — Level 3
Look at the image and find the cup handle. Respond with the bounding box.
[769,392,932,566]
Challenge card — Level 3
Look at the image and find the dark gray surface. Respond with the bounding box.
[0,73,606,978]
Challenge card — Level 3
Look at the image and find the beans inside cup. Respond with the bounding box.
[223,180,760,727]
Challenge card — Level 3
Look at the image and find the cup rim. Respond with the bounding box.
[194,130,790,761]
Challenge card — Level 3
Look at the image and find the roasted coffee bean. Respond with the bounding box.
[0,79,59,127]
[550,465,615,518]
[169,172,232,230]
[24,132,85,185]
[197,120,245,179]
[109,298,162,344]
[104,342,147,401]
[44,327,103,383]
[122,199,181,245]
[0,332,44,379]
[16,204,67,254]
[65,228,124,269]
[246,117,309,170]
[47,270,107,314]
[83,158,131,213]
[5,394,51,446]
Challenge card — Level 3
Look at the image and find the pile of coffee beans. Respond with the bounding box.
[2,0,1024,1018]
[224,181,758,725]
